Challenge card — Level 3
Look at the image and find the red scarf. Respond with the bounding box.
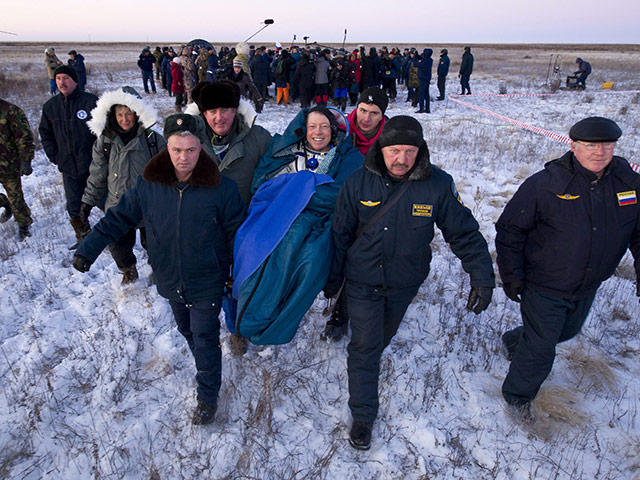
[347,109,386,156]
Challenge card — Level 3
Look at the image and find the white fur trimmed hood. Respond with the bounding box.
[87,87,159,136]
[184,97,257,129]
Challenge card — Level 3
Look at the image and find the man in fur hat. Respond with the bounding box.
[326,115,494,450]
[187,80,271,206]
[73,113,245,425]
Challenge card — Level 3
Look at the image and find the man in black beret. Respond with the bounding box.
[496,116,640,423]
[326,115,495,449]
[73,113,245,425]
[39,65,98,247]
[186,80,271,206]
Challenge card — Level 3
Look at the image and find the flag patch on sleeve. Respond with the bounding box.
[617,190,637,206]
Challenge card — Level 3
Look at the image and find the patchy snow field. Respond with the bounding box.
[1,42,639,479]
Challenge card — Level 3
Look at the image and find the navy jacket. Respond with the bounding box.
[437,53,450,77]
[70,54,87,87]
[418,49,433,82]
[459,51,474,76]
[329,142,494,291]
[250,53,271,85]
[39,87,98,178]
[77,149,245,304]
[137,52,155,72]
[496,152,640,300]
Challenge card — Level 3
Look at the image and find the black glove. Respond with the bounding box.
[72,254,92,273]
[20,161,33,176]
[503,280,524,303]
[79,203,93,226]
[466,287,493,314]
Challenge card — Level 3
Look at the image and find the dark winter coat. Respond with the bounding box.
[293,56,315,91]
[379,56,400,79]
[459,51,474,76]
[496,152,640,300]
[437,53,450,77]
[77,149,245,304]
[250,53,271,85]
[314,56,331,85]
[575,58,592,75]
[331,66,351,89]
[69,54,87,88]
[137,52,155,72]
[417,49,433,82]
[39,87,98,179]
[226,68,261,101]
[274,53,296,84]
[328,141,495,291]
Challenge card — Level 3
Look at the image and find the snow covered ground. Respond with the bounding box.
[1,43,639,479]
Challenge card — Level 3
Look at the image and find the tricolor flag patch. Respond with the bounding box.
[617,190,637,206]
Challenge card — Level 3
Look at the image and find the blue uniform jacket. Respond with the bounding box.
[77,149,245,304]
[496,151,640,300]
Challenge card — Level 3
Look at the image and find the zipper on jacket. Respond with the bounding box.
[176,184,187,300]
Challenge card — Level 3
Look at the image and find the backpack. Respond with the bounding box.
[276,59,284,75]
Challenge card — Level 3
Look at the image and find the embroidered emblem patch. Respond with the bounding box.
[76,109,87,120]
[617,190,637,206]
[556,194,580,200]
[360,200,381,207]
[451,181,464,206]
[368,95,373,102]
[412,204,433,217]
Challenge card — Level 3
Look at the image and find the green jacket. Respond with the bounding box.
[0,99,34,175]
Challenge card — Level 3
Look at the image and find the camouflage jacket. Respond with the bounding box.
[0,99,34,174]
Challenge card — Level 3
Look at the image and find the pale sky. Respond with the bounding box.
[2,0,639,44]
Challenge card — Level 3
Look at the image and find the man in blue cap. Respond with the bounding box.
[496,116,640,422]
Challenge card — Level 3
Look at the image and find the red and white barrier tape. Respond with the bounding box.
[448,94,640,173]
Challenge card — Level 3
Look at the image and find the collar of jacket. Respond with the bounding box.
[142,149,221,188]
[546,150,639,191]
[363,139,432,181]
[61,87,82,102]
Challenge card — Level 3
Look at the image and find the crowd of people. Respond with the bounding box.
[0,44,635,452]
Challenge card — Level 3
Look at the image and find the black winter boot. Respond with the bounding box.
[119,264,139,285]
[18,225,31,241]
[349,421,373,450]
[192,398,217,425]
[0,195,12,223]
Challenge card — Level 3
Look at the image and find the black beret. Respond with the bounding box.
[163,113,206,141]
[569,116,622,142]
[378,115,425,148]
[192,80,241,112]
[53,65,78,84]
[357,87,388,114]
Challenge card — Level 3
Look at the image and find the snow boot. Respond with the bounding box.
[0,195,12,223]
[18,225,31,241]
[229,332,248,357]
[507,401,534,424]
[349,421,373,450]
[119,264,139,285]
[192,398,217,425]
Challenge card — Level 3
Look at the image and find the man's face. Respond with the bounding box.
[382,145,419,178]
[355,103,383,135]
[233,66,242,75]
[306,112,332,152]
[115,105,137,132]
[168,134,202,181]
[203,107,237,136]
[571,141,615,176]
[55,73,77,96]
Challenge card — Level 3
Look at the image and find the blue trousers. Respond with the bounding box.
[502,284,596,406]
[169,299,223,405]
[346,281,419,423]
[460,74,471,94]
[141,70,156,93]
[417,81,430,112]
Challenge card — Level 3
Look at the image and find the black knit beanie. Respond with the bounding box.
[53,65,78,84]
[377,116,425,148]
[357,87,388,114]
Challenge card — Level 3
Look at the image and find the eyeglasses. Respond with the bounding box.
[575,141,616,151]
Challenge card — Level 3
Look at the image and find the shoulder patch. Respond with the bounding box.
[617,190,637,206]
[360,200,381,207]
[451,181,464,206]
[412,204,433,217]
[556,194,580,200]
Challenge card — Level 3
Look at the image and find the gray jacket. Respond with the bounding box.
[185,98,271,205]
[83,88,166,211]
